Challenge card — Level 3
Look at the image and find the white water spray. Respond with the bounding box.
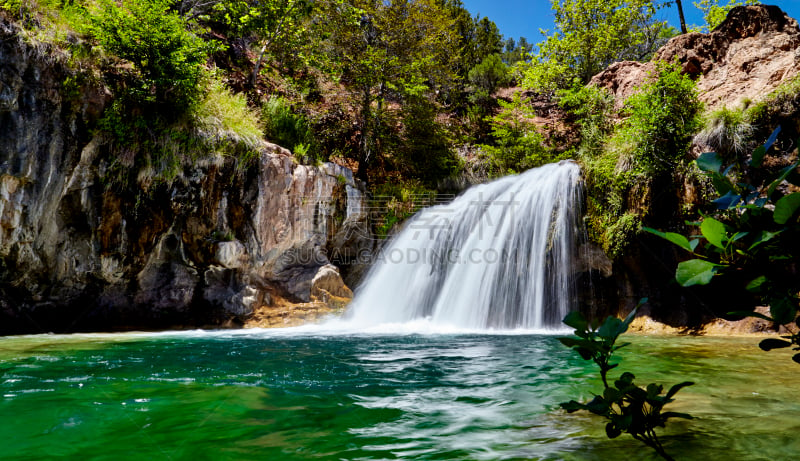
[345,161,583,331]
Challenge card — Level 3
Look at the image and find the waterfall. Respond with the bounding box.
[346,161,583,330]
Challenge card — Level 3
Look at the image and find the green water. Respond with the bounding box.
[1,331,798,460]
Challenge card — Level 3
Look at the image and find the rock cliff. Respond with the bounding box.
[592,5,800,111]
[583,5,800,330]
[0,17,372,334]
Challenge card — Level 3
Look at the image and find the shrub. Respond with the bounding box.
[480,92,566,175]
[262,96,317,161]
[614,61,702,176]
[695,106,753,159]
[90,0,212,113]
[193,77,264,151]
[575,62,702,257]
[400,95,460,183]
[467,53,509,107]
[744,75,800,137]
[557,82,615,158]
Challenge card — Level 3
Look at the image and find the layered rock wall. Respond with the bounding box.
[0,18,372,333]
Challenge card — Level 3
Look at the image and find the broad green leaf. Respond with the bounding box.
[646,383,663,399]
[748,230,781,251]
[745,276,767,293]
[605,422,622,439]
[676,259,718,286]
[622,300,644,329]
[727,310,774,322]
[767,161,799,199]
[641,228,695,252]
[616,372,635,388]
[700,218,727,249]
[562,311,588,331]
[730,232,749,242]
[769,298,797,325]
[665,381,694,399]
[711,173,734,195]
[750,145,767,168]
[758,338,792,351]
[696,152,722,174]
[613,342,631,351]
[603,387,622,402]
[585,395,610,415]
[560,400,586,413]
[557,337,581,348]
[773,192,800,224]
[598,316,623,340]
[576,347,593,360]
[712,190,741,210]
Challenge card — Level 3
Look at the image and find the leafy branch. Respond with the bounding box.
[643,126,800,362]
[558,300,693,461]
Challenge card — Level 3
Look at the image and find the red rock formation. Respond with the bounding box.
[591,5,800,110]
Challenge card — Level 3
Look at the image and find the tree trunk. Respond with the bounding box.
[357,86,372,182]
[676,0,688,34]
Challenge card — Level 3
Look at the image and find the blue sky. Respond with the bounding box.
[461,1,800,43]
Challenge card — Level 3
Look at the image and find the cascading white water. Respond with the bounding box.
[345,160,583,330]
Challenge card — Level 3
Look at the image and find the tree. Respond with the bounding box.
[91,0,212,112]
[200,0,315,86]
[318,0,458,180]
[693,0,760,32]
[437,0,504,109]
[521,0,673,92]
[676,0,687,33]
[502,36,532,65]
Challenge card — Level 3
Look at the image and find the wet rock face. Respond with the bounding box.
[591,5,800,110]
[0,18,371,334]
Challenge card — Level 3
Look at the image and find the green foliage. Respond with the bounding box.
[318,0,458,179]
[521,0,673,91]
[193,77,264,151]
[566,63,701,257]
[480,92,565,175]
[440,1,502,78]
[370,180,437,238]
[90,0,213,113]
[399,95,460,183]
[557,82,615,158]
[743,75,800,134]
[211,0,315,85]
[559,301,693,461]
[467,54,509,107]
[693,0,760,32]
[262,96,318,162]
[501,36,532,66]
[644,127,800,362]
[614,61,702,175]
[558,83,630,256]
[695,106,753,159]
[464,53,510,141]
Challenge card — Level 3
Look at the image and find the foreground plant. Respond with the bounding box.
[644,126,800,362]
[558,301,693,461]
